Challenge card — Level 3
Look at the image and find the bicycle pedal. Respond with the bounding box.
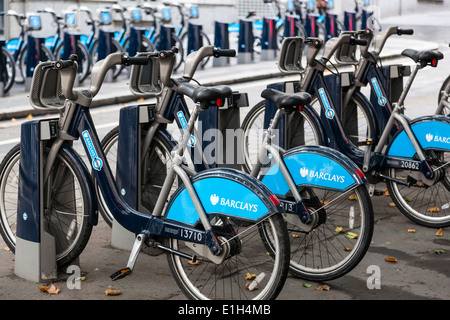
[110,267,132,281]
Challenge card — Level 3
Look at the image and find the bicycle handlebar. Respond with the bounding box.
[213,48,236,58]
[397,28,414,35]
[350,37,367,46]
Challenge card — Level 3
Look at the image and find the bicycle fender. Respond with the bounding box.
[387,115,450,158]
[261,145,367,196]
[62,145,99,226]
[165,168,280,226]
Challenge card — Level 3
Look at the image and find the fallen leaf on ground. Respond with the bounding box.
[3,247,10,251]
[345,232,358,239]
[316,284,331,291]
[292,233,300,238]
[385,256,397,263]
[383,189,390,196]
[427,206,440,213]
[302,282,312,288]
[436,228,443,236]
[407,229,416,233]
[348,195,358,200]
[344,247,352,251]
[335,226,344,233]
[403,196,413,202]
[105,288,122,296]
[245,273,257,280]
[389,203,396,207]
[434,249,445,254]
[188,259,201,265]
[39,283,60,294]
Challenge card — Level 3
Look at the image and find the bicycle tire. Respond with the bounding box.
[276,22,307,49]
[180,31,211,68]
[1,47,16,93]
[55,41,92,83]
[122,36,155,56]
[90,39,124,79]
[165,179,290,300]
[285,184,373,280]
[241,100,324,173]
[153,34,184,71]
[97,126,176,227]
[0,144,93,267]
[386,150,450,228]
[18,43,55,84]
[437,75,450,115]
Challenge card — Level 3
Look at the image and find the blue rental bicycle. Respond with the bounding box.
[38,8,91,83]
[0,51,290,300]
[243,35,450,228]
[97,44,374,281]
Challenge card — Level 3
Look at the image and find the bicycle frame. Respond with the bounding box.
[297,36,446,181]
[34,51,281,263]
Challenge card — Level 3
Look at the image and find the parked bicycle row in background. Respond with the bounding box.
[0,0,380,95]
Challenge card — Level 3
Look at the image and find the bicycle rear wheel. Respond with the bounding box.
[2,48,16,93]
[0,144,93,267]
[386,150,450,228]
[286,184,373,280]
[166,213,289,300]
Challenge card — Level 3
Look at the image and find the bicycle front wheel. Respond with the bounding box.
[0,144,93,267]
[55,41,92,83]
[241,100,324,173]
[2,47,16,93]
[166,213,289,300]
[98,127,176,227]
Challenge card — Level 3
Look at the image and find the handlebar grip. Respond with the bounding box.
[214,49,236,58]
[128,56,150,65]
[350,38,368,46]
[54,54,78,70]
[54,60,75,70]
[398,28,414,35]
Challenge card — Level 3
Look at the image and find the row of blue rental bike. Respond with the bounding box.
[0,0,380,95]
[0,1,211,93]
[0,18,449,302]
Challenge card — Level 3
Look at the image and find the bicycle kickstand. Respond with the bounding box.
[110,233,148,281]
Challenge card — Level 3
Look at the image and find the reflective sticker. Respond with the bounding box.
[318,88,335,119]
[177,111,196,147]
[371,77,387,106]
[82,130,103,171]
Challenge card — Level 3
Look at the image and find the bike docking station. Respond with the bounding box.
[325,13,340,40]
[98,29,116,82]
[62,32,82,87]
[14,118,59,282]
[0,39,8,96]
[186,23,204,57]
[14,60,81,282]
[261,17,277,61]
[109,50,248,250]
[237,19,254,64]
[213,21,230,67]
[344,10,357,31]
[158,25,176,51]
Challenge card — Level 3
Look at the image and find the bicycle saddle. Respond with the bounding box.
[401,49,443,67]
[261,88,312,111]
[177,82,232,108]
